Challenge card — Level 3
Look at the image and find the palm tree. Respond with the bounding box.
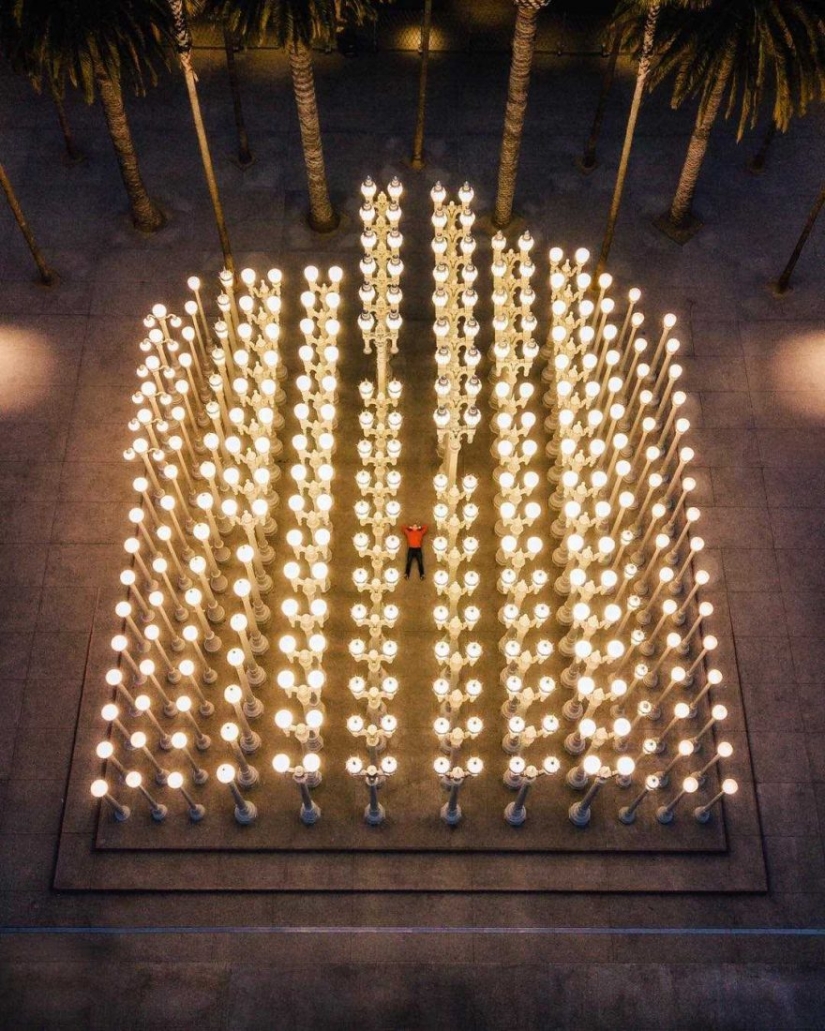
[578,30,621,173]
[210,0,386,233]
[0,0,170,233]
[651,0,825,240]
[492,0,550,230]
[748,118,777,174]
[0,158,54,284]
[168,0,234,273]
[49,78,84,163]
[223,25,255,168]
[774,179,825,293]
[410,0,433,170]
[595,0,663,275]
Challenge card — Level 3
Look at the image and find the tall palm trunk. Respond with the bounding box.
[0,160,54,284]
[748,119,776,174]
[223,25,254,167]
[493,1,545,229]
[92,54,165,232]
[596,2,659,276]
[410,0,433,170]
[666,48,735,229]
[49,80,82,163]
[775,180,825,294]
[579,33,621,172]
[288,39,338,232]
[167,0,234,271]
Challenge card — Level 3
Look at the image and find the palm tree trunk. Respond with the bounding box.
[223,26,254,168]
[596,2,659,276]
[0,160,54,284]
[775,180,825,294]
[579,33,620,172]
[667,48,735,229]
[92,55,165,233]
[288,39,338,232]
[49,80,83,163]
[748,119,776,174]
[493,3,542,229]
[410,0,433,170]
[167,0,234,271]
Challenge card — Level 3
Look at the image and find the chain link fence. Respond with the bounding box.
[192,1,614,56]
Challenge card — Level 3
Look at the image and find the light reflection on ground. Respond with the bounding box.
[0,325,57,415]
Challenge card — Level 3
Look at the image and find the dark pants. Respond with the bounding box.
[405,547,424,577]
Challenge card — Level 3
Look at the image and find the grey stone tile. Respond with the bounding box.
[0,776,66,836]
[116,963,231,1030]
[750,390,825,429]
[726,592,788,638]
[720,548,780,591]
[710,466,768,508]
[36,585,99,632]
[698,391,754,428]
[717,963,825,1029]
[738,320,821,357]
[700,507,774,548]
[764,462,825,509]
[587,964,718,1030]
[790,637,825,685]
[757,427,825,466]
[44,543,122,585]
[689,319,743,357]
[756,782,820,836]
[0,834,56,891]
[0,962,105,1028]
[26,630,90,682]
[805,733,825,783]
[775,546,825,592]
[0,542,48,586]
[682,356,748,393]
[0,585,42,631]
[57,461,135,505]
[0,679,25,778]
[749,732,811,784]
[0,631,34,680]
[65,418,132,464]
[50,500,126,545]
[762,835,825,895]
[10,722,76,781]
[768,508,823,551]
[689,426,760,467]
[0,419,70,461]
[733,637,801,731]
[781,589,825,639]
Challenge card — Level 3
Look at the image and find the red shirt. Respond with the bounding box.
[403,524,428,548]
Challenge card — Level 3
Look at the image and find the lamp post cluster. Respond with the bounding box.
[90,181,739,837]
[93,265,292,824]
[271,264,344,824]
[488,229,560,823]
[430,182,484,824]
[536,245,735,826]
[346,177,406,825]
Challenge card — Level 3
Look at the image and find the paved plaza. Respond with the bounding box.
[1,25,825,1029]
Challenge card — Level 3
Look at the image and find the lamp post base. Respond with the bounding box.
[234,802,257,825]
[300,802,321,826]
[504,801,527,826]
[364,803,386,826]
[568,802,591,827]
[440,802,463,826]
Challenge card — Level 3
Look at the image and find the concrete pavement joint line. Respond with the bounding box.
[1,926,824,936]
